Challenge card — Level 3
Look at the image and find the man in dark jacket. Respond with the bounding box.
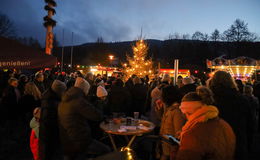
[130,77,148,115]
[39,80,67,160]
[1,78,21,122]
[58,77,110,159]
[125,74,136,91]
[107,79,132,115]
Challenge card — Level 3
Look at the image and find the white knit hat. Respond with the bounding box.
[51,80,67,97]
[97,80,104,86]
[96,86,108,97]
[74,77,90,96]
[183,77,194,85]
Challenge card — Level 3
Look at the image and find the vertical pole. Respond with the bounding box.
[70,32,74,69]
[158,62,161,76]
[174,59,179,86]
[61,29,64,72]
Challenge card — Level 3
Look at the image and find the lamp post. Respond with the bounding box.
[109,55,114,67]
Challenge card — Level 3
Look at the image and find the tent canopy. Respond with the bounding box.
[0,37,57,69]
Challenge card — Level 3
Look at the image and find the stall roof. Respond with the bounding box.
[0,37,57,69]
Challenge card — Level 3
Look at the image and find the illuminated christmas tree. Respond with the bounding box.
[124,39,153,78]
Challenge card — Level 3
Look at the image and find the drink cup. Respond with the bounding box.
[126,117,132,126]
[108,119,113,130]
[134,112,139,119]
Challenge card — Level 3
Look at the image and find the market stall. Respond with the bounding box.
[159,68,190,78]
[207,56,260,81]
[0,37,57,69]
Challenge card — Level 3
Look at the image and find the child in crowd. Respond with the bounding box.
[30,107,41,160]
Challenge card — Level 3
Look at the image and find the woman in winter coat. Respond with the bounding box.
[149,83,168,127]
[19,82,42,118]
[33,72,46,94]
[208,71,254,160]
[39,80,67,160]
[159,85,186,160]
[58,77,110,159]
[177,86,236,160]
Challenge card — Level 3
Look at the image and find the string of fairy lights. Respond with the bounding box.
[124,39,153,78]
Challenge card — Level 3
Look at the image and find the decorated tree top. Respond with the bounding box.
[124,39,153,78]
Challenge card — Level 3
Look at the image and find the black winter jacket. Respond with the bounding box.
[39,89,62,160]
[58,87,103,156]
[211,86,254,160]
[107,86,132,115]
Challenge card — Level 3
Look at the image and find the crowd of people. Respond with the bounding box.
[0,69,259,160]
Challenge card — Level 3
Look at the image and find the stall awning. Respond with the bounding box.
[0,37,57,69]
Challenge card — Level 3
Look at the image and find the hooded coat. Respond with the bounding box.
[58,87,103,156]
[39,80,66,160]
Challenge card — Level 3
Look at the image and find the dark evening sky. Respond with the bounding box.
[0,0,259,45]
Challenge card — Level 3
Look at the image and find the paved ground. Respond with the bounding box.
[0,125,260,160]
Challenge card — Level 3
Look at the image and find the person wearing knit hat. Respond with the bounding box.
[182,77,194,85]
[176,87,235,160]
[51,80,67,97]
[74,77,90,96]
[97,80,104,86]
[96,85,107,100]
[95,78,105,87]
[58,81,110,158]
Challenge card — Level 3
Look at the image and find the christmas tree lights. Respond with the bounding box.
[124,39,153,78]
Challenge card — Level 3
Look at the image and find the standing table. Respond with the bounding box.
[100,118,155,151]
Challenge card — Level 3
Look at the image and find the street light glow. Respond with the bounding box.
[109,55,114,60]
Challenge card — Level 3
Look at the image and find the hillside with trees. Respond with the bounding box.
[52,18,260,70]
[52,39,260,70]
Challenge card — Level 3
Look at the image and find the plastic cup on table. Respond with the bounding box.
[108,119,113,131]
[133,112,140,125]
[134,112,139,119]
